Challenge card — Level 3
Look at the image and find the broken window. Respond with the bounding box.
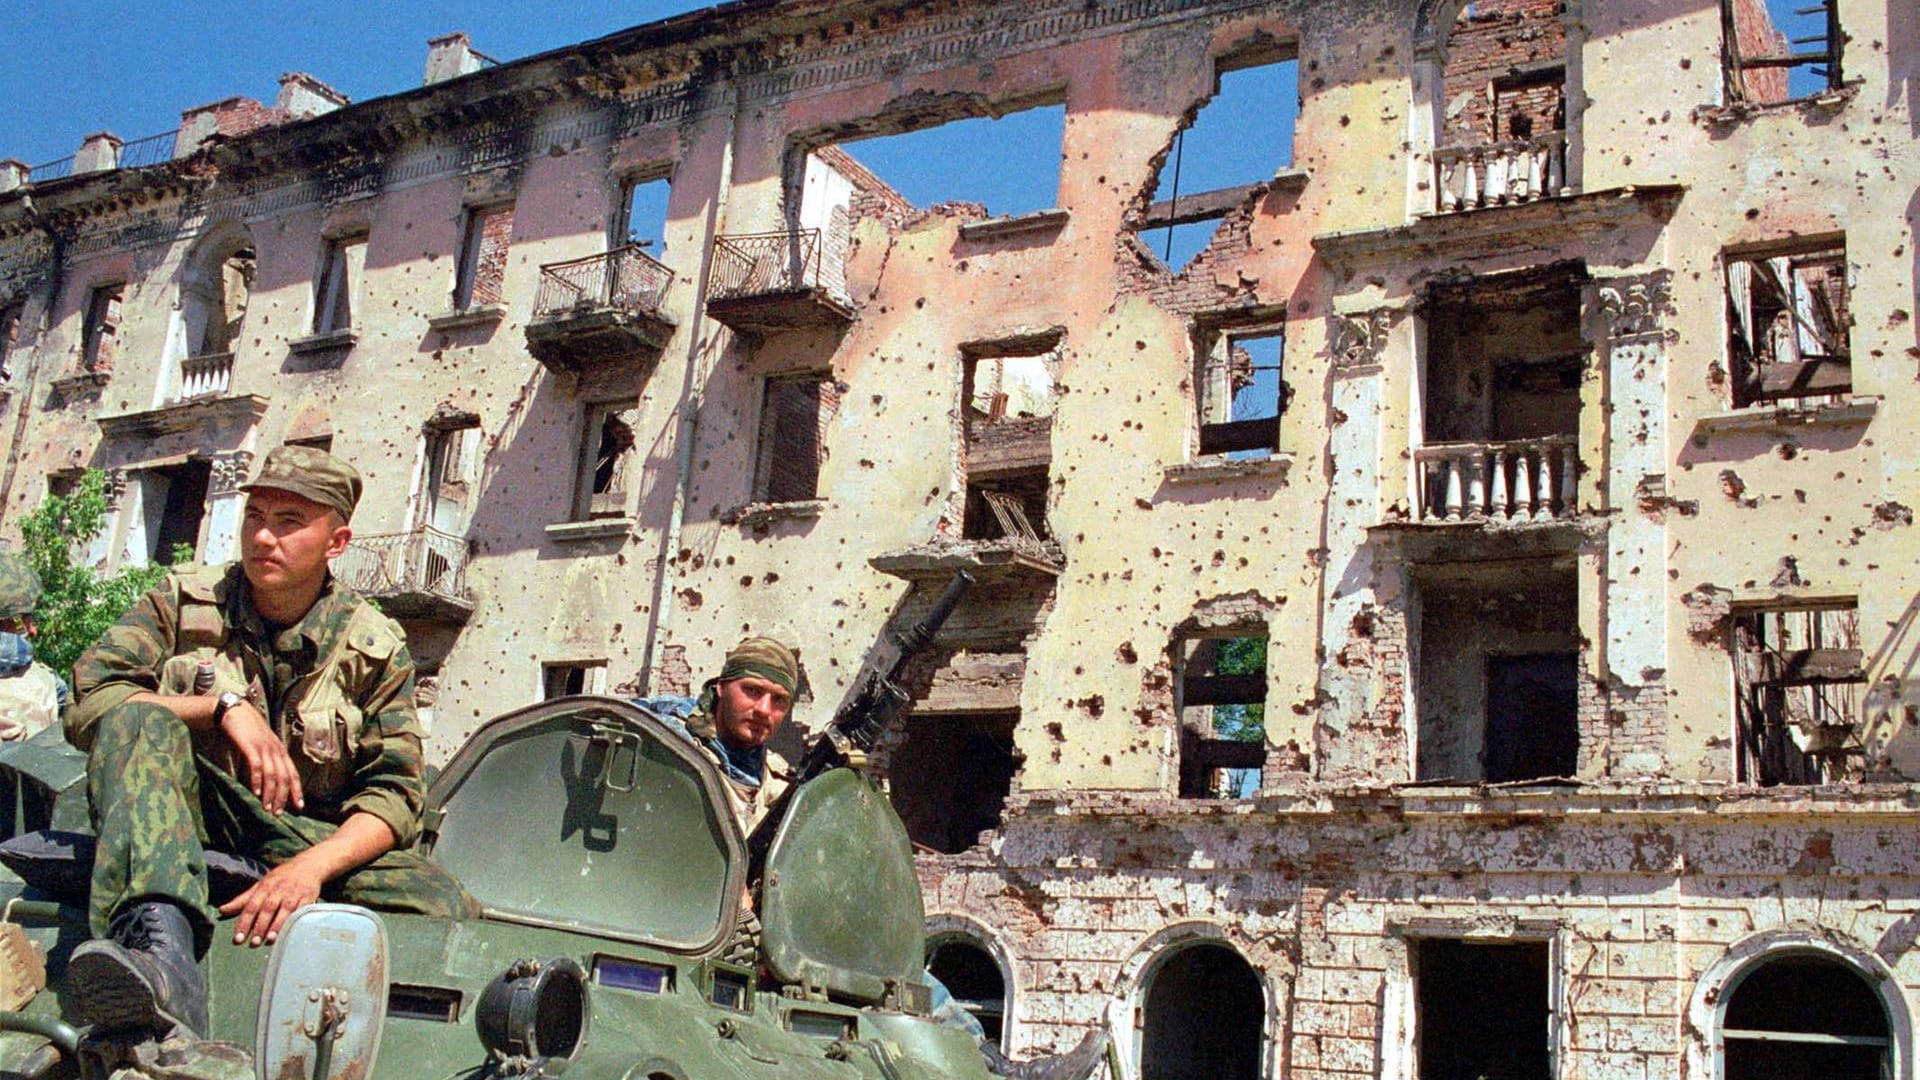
[1723,0,1843,105]
[1176,634,1266,798]
[1722,952,1889,1078]
[960,342,1057,545]
[186,241,254,358]
[542,660,606,699]
[1145,51,1298,269]
[81,282,124,374]
[574,399,639,520]
[1733,603,1863,785]
[754,373,835,504]
[453,205,514,310]
[925,937,1007,1046]
[0,301,20,382]
[1414,938,1553,1080]
[313,234,366,334]
[1193,327,1286,458]
[1725,240,1849,408]
[887,711,1018,855]
[617,175,671,254]
[1139,943,1264,1080]
[1433,1,1569,210]
[1415,561,1580,783]
[421,416,482,536]
[131,459,211,567]
[1419,270,1583,522]
[816,99,1065,223]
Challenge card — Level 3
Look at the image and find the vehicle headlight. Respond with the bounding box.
[477,957,589,1068]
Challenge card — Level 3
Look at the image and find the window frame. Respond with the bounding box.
[313,233,367,334]
[1721,0,1844,106]
[1173,630,1268,798]
[1730,599,1864,785]
[80,281,126,374]
[571,398,640,523]
[753,371,836,505]
[541,660,607,700]
[0,300,22,381]
[1723,237,1850,409]
[1192,322,1288,459]
[452,204,514,312]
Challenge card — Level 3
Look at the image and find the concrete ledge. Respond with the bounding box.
[729,499,826,527]
[1692,395,1877,434]
[544,517,632,543]
[1164,452,1293,485]
[287,328,358,355]
[426,305,507,332]
[958,208,1069,243]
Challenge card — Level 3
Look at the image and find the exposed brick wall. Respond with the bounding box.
[463,205,514,307]
[1726,0,1792,103]
[1442,0,1567,145]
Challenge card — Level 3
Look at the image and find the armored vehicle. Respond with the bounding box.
[0,695,993,1079]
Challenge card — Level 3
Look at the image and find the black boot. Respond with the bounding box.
[980,1028,1109,1080]
[68,901,208,1039]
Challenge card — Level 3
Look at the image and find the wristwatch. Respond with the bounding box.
[212,691,245,725]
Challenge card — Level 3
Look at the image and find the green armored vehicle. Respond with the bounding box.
[0,694,993,1079]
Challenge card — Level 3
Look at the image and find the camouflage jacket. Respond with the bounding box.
[70,564,427,847]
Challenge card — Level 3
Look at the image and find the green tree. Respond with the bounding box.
[17,471,171,682]
[1210,635,1267,743]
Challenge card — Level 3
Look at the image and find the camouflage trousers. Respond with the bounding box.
[87,701,475,952]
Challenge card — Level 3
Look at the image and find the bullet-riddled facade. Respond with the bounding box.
[1,0,1916,1076]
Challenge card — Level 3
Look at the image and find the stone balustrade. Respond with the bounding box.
[1430,131,1569,213]
[1414,435,1578,523]
[175,352,234,401]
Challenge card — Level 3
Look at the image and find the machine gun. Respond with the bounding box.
[790,570,974,784]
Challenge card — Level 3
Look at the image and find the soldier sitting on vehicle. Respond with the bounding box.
[635,636,1107,1080]
[0,551,68,742]
[65,446,474,1042]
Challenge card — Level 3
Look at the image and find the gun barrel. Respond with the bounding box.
[888,570,975,670]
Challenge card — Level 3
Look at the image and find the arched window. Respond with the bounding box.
[926,936,1008,1046]
[181,227,255,360]
[1140,942,1264,1080]
[1722,952,1891,1080]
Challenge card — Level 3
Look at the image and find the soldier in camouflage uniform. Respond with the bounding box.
[0,552,67,741]
[67,445,472,1041]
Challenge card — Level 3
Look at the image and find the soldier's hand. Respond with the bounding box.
[218,857,325,947]
[220,701,305,815]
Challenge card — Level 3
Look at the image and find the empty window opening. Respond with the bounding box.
[1733,603,1863,785]
[1177,634,1266,798]
[1419,271,1583,522]
[422,417,482,536]
[0,301,21,381]
[755,374,836,504]
[1722,953,1889,1079]
[1146,55,1298,270]
[314,235,366,334]
[1723,0,1843,105]
[926,938,1008,1046]
[1416,561,1579,783]
[887,712,1018,855]
[81,282,125,374]
[138,459,211,566]
[542,661,607,700]
[183,241,254,359]
[1485,653,1579,783]
[453,205,514,310]
[1725,240,1849,409]
[1441,0,1567,147]
[1194,328,1286,459]
[1139,943,1264,1080]
[813,100,1065,223]
[573,399,639,521]
[618,176,671,254]
[1414,938,1553,1080]
[961,342,1058,546]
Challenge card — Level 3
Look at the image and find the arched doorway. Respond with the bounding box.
[1722,952,1891,1079]
[926,935,1008,1046]
[1139,941,1264,1080]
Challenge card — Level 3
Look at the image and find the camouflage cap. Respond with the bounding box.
[0,552,41,619]
[240,445,363,521]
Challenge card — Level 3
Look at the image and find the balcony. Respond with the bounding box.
[525,245,675,377]
[331,527,474,622]
[704,229,854,337]
[171,352,233,403]
[1428,131,1569,215]
[1414,436,1578,524]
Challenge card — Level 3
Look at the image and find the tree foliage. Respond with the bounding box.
[1210,635,1266,743]
[18,471,170,682]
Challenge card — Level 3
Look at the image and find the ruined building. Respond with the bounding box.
[0,0,1914,1075]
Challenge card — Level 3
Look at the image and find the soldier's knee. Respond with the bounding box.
[91,700,192,758]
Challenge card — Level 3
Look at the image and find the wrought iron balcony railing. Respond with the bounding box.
[332,527,472,616]
[708,229,832,302]
[532,245,673,320]
[1414,435,1578,523]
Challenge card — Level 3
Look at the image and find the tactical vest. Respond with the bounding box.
[160,566,403,808]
